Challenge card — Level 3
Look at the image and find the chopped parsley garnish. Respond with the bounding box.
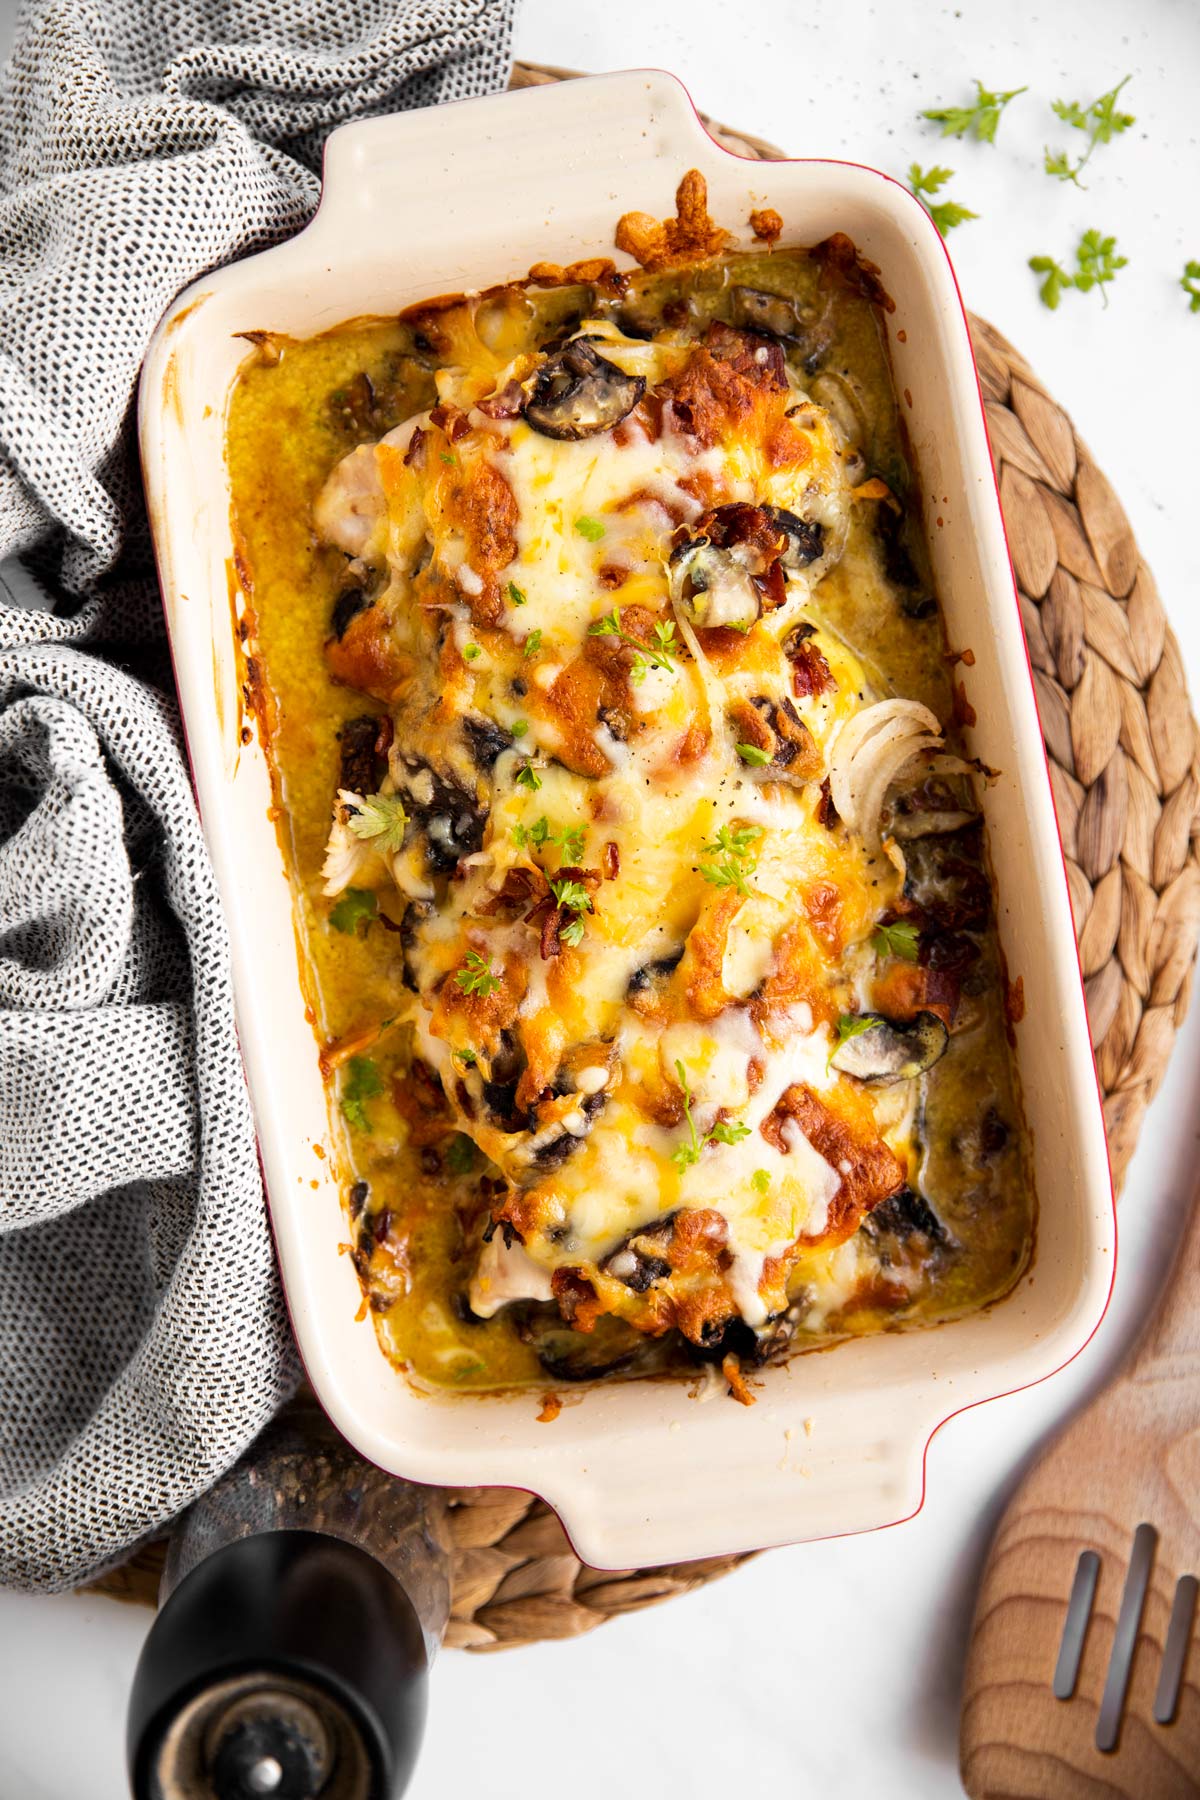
[512,816,585,863]
[445,1133,478,1175]
[671,1060,752,1169]
[588,608,678,683]
[510,719,528,736]
[341,1056,383,1131]
[439,450,457,466]
[560,917,586,948]
[710,1120,752,1147]
[462,642,482,662]
[550,877,592,914]
[550,822,587,862]
[828,1013,877,1069]
[872,920,921,962]
[523,629,543,659]
[574,514,606,542]
[1030,230,1127,310]
[454,949,502,998]
[515,762,542,791]
[698,822,762,897]
[751,1169,771,1194]
[507,580,527,605]
[512,815,551,850]
[346,792,408,855]
[921,79,1027,142]
[671,1060,704,1172]
[1044,76,1134,187]
[1183,262,1200,314]
[328,887,377,934]
[735,742,772,767]
[457,1048,478,1067]
[908,163,978,238]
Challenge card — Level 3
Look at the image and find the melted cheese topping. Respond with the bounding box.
[315,307,922,1349]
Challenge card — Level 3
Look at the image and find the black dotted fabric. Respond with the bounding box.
[0,0,515,1592]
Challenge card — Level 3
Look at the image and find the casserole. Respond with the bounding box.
[140,69,1115,1569]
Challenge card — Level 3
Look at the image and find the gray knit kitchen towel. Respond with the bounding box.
[0,0,516,1591]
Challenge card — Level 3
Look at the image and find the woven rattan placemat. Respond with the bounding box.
[87,65,1200,1650]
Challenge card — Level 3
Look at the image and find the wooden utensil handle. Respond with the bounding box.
[1132,1176,1200,1373]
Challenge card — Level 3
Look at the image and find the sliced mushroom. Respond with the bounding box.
[863,1186,948,1246]
[764,505,826,570]
[729,285,798,338]
[462,715,514,771]
[513,1304,652,1382]
[390,754,486,873]
[829,1011,948,1083]
[667,534,761,630]
[601,1216,675,1293]
[522,338,645,440]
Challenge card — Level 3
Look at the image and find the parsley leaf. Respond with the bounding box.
[454,949,502,998]
[908,163,979,238]
[1182,262,1200,314]
[523,629,543,659]
[1028,253,1071,310]
[445,1133,478,1175]
[328,887,377,934]
[439,450,456,466]
[710,1119,751,1147]
[346,792,408,855]
[507,580,527,606]
[515,762,542,791]
[735,742,772,767]
[1030,230,1127,310]
[698,822,762,897]
[462,642,482,662]
[560,917,586,948]
[341,1056,383,1131]
[872,920,921,962]
[574,514,606,542]
[671,1060,704,1172]
[510,719,528,737]
[550,822,587,863]
[828,1013,877,1070]
[751,1169,771,1194]
[1044,75,1134,187]
[549,877,592,914]
[921,79,1027,143]
[512,815,550,850]
[588,608,677,682]
[671,1059,753,1169]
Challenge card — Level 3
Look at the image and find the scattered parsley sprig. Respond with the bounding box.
[828,1013,876,1070]
[1044,76,1134,187]
[346,792,408,855]
[329,887,377,935]
[698,823,762,897]
[921,79,1027,143]
[671,1061,752,1172]
[1182,262,1200,314]
[1030,229,1128,310]
[908,164,978,238]
[341,1055,383,1131]
[454,949,502,999]
[512,815,586,862]
[588,608,678,683]
[872,920,920,962]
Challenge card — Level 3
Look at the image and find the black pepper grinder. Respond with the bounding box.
[126,1401,449,1800]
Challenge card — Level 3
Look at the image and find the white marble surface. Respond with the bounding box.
[2,0,1200,1793]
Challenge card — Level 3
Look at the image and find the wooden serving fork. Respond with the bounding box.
[961,1188,1200,1797]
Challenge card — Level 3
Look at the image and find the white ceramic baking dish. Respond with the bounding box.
[139,69,1115,1571]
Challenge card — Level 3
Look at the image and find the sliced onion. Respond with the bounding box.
[827,700,944,848]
